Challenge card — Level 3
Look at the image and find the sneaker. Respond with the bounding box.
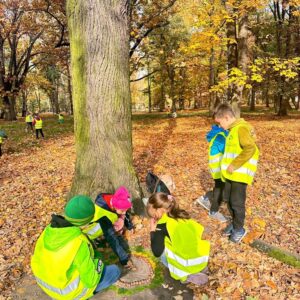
[209,211,228,223]
[186,272,208,286]
[195,196,211,211]
[229,228,247,243]
[223,223,233,236]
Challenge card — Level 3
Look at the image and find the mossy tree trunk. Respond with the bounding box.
[67,0,142,212]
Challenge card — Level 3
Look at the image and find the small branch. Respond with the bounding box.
[130,69,160,82]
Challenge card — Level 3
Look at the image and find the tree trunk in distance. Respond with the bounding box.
[67,0,143,213]
[21,91,27,117]
[3,95,17,121]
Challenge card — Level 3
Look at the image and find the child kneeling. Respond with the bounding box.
[147,192,210,285]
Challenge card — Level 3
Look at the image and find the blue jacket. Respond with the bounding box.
[206,125,228,156]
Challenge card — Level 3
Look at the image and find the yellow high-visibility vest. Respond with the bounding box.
[157,213,210,281]
[221,122,259,185]
[35,119,43,129]
[25,115,32,122]
[31,227,101,299]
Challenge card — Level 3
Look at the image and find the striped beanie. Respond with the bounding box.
[64,195,95,226]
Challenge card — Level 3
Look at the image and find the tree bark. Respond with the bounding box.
[21,90,27,117]
[67,0,142,212]
[3,95,17,121]
[67,61,73,115]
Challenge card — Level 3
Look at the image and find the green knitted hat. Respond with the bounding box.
[64,195,95,226]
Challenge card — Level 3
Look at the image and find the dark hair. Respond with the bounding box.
[213,103,235,119]
[147,192,190,220]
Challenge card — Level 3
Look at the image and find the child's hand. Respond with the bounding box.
[113,217,125,232]
[227,164,234,174]
[150,218,157,232]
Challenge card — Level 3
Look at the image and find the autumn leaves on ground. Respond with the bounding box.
[0,113,299,299]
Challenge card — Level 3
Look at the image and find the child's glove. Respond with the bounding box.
[113,216,125,232]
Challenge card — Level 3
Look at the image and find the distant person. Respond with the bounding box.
[58,113,64,124]
[0,129,8,157]
[196,124,228,222]
[147,192,210,285]
[31,195,121,299]
[33,114,44,139]
[213,103,259,243]
[83,187,135,270]
[25,112,33,132]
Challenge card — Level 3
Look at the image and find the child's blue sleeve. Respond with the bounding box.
[210,135,226,155]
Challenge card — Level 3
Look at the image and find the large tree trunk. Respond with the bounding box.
[67,0,142,212]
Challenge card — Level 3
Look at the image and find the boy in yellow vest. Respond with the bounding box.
[31,195,121,299]
[213,103,259,243]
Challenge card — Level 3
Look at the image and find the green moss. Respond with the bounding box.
[268,249,300,268]
[66,0,89,155]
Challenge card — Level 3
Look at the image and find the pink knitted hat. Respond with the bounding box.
[111,186,132,210]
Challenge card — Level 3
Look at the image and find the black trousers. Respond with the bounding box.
[0,144,2,156]
[36,129,44,139]
[26,122,33,130]
[224,180,247,230]
[210,179,225,212]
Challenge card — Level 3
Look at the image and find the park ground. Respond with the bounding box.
[0,110,299,299]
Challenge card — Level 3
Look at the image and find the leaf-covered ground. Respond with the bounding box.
[0,114,299,299]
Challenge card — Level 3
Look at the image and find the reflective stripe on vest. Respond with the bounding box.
[221,123,259,185]
[208,132,226,180]
[35,119,43,129]
[35,276,86,297]
[82,205,118,240]
[168,264,189,278]
[165,248,209,267]
[84,223,101,236]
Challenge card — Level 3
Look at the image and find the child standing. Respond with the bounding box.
[83,187,134,270]
[33,114,44,139]
[197,124,228,222]
[25,112,33,132]
[58,113,64,124]
[214,103,259,243]
[147,192,210,285]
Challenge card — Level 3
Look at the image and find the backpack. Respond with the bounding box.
[146,172,171,195]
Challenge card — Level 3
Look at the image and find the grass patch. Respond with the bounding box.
[0,115,74,154]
